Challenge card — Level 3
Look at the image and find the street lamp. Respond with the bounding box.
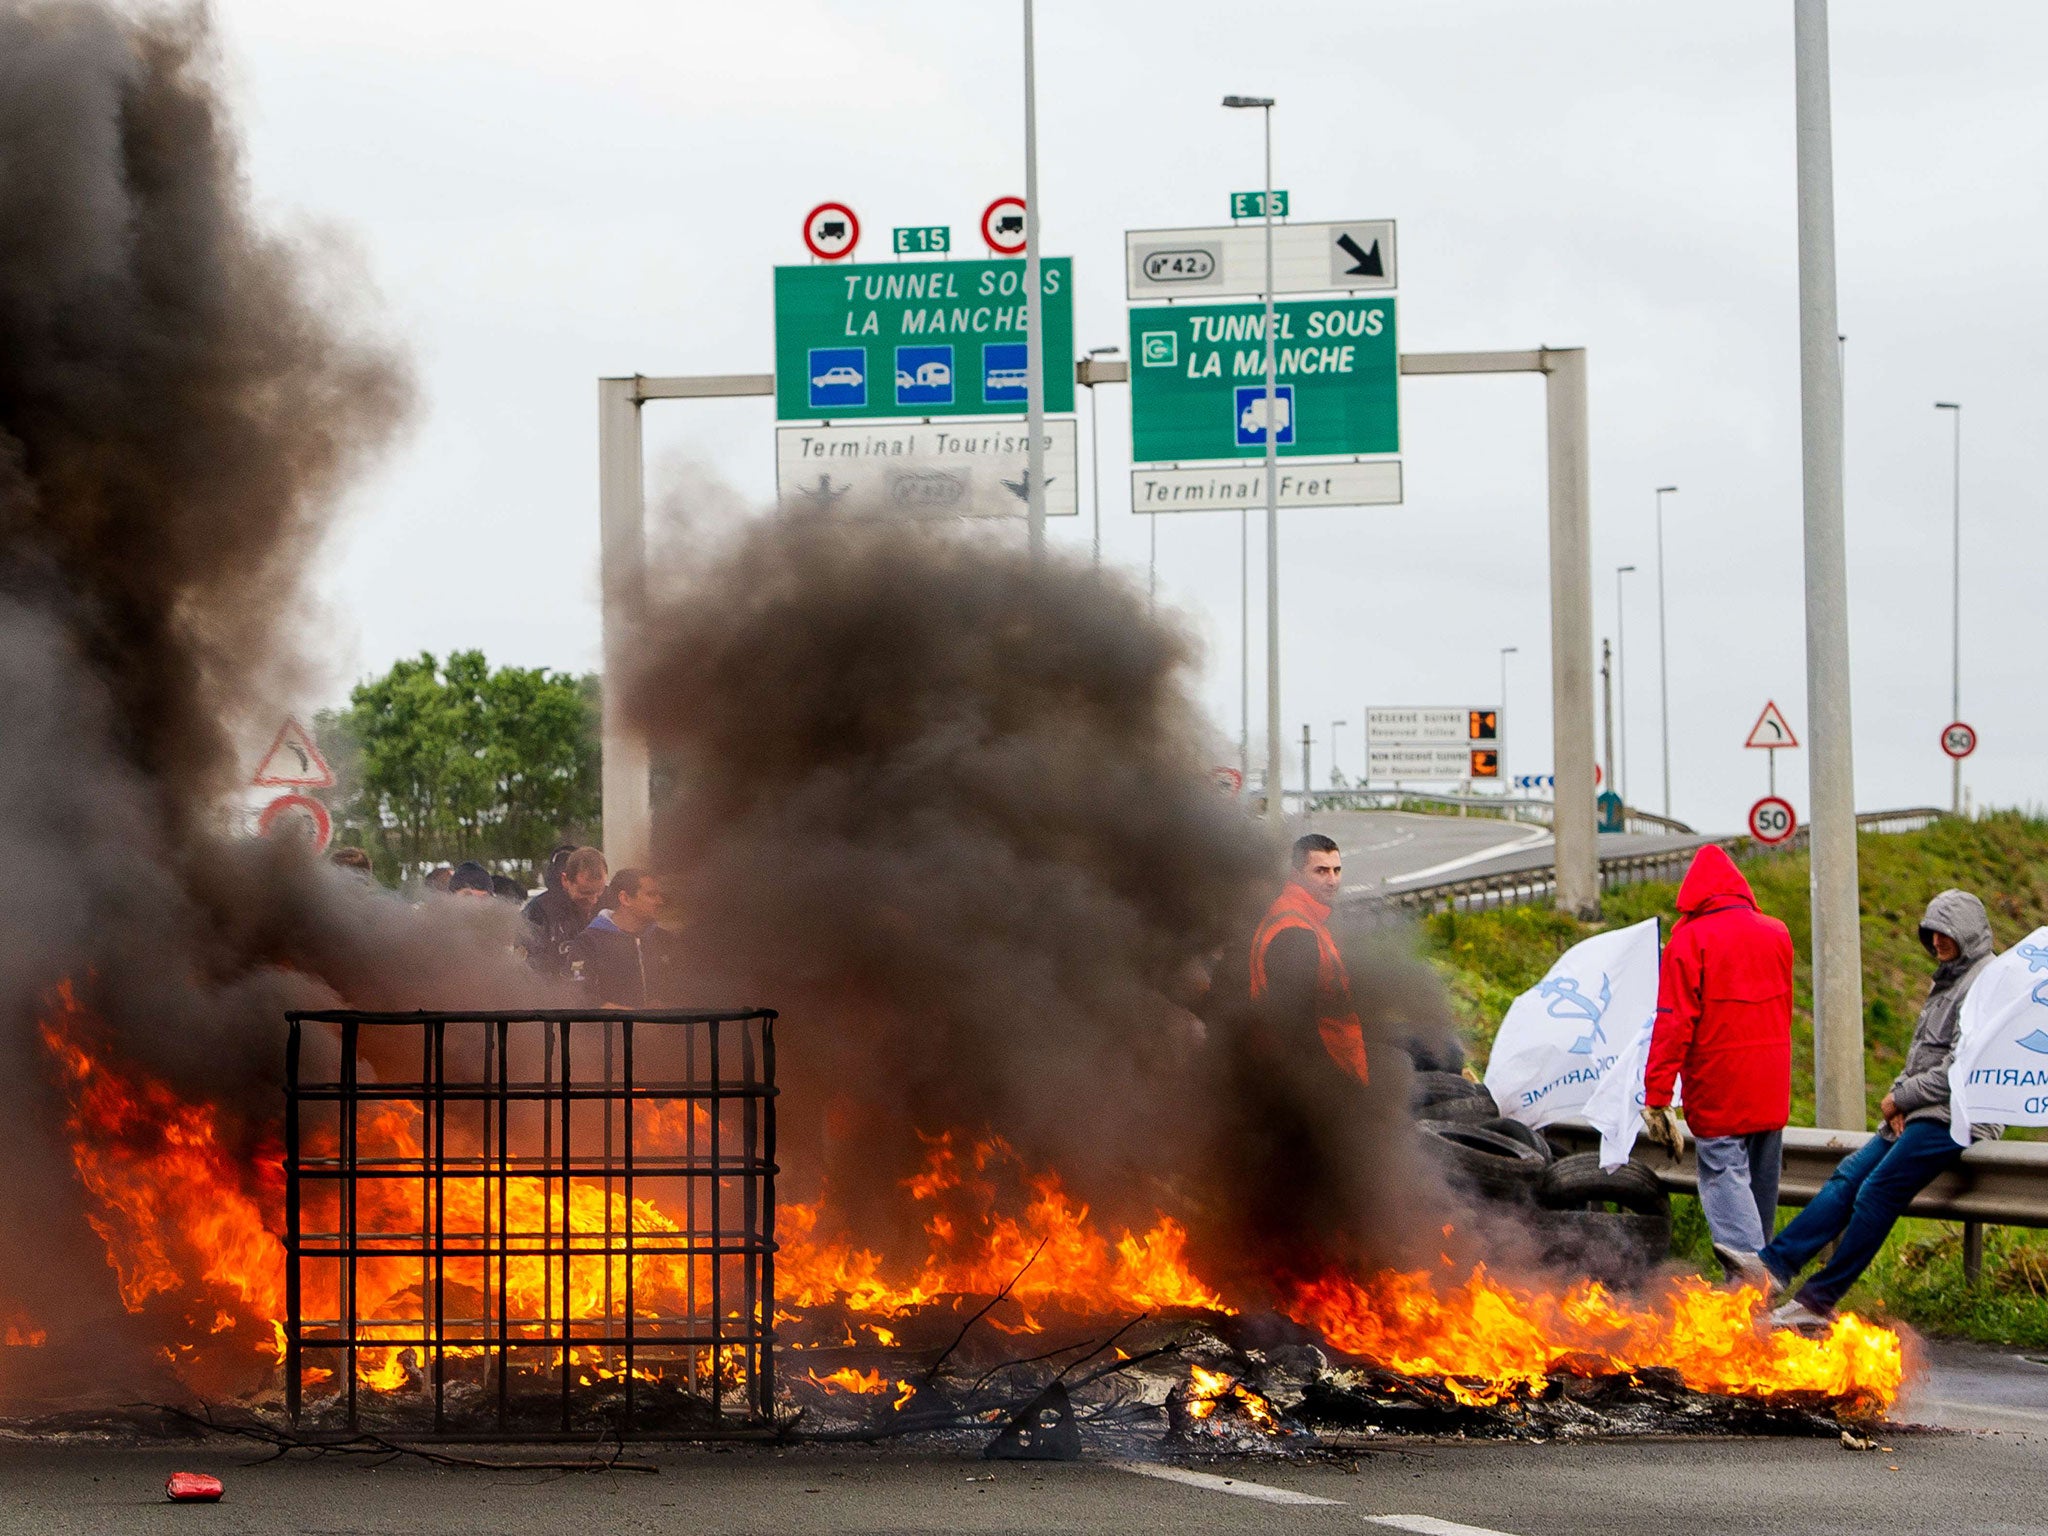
[1616,564,1637,806]
[1936,401,1962,812]
[1330,719,1348,784]
[1654,486,1678,816]
[1082,345,1118,570]
[1224,92,1281,826]
[1020,0,1046,556]
[1499,646,1518,795]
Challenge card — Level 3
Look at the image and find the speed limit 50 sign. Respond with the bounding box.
[1941,721,1977,760]
[1748,796,1797,846]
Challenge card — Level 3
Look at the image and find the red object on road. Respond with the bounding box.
[165,1472,223,1502]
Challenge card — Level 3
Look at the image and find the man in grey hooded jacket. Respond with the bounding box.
[1719,890,2000,1326]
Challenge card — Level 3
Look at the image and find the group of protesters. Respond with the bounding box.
[1237,830,2001,1333]
[328,842,679,1006]
[1641,843,1999,1330]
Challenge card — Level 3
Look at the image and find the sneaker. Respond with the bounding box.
[1713,1243,1782,1297]
[1769,1298,1833,1333]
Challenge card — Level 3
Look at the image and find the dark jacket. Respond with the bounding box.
[521,887,591,976]
[1645,844,1795,1137]
[567,912,680,1007]
[1892,889,2001,1141]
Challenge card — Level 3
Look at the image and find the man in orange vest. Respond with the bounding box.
[1248,834,1369,1086]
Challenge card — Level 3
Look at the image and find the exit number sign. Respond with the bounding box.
[1230,189,1289,219]
[893,225,951,254]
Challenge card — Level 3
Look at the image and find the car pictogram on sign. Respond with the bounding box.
[807,348,867,409]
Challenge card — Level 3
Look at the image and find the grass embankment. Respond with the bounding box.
[1420,811,2048,1344]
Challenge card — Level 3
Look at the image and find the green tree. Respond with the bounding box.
[324,651,600,876]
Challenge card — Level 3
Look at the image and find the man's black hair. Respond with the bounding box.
[1292,833,1339,869]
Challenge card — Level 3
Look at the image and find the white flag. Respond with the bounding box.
[1484,918,1661,1135]
[1582,1008,1681,1170]
[1947,925,2048,1145]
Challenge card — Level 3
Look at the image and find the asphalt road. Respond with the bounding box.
[1305,810,1714,895]
[12,1343,2046,1536]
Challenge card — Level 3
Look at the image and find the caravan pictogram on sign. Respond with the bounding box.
[253,717,335,789]
[1743,701,1799,750]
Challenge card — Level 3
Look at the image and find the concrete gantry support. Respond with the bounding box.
[596,372,774,870]
[1400,348,1599,918]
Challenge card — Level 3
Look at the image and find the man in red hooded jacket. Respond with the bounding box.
[1644,843,1794,1266]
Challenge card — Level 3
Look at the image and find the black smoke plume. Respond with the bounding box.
[0,0,534,1392]
[629,503,1451,1303]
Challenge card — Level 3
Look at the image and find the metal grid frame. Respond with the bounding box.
[283,1008,777,1437]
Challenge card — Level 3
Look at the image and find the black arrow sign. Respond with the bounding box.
[1335,232,1383,277]
[1000,469,1056,501]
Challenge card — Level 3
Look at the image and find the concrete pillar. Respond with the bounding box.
[1794,0,1867,1129]
[1543,348,1599,919]
[597,377,651,869]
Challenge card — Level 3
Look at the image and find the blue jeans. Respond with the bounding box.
[1694,1130,1783,1252]
[1758,1119,1965,1315]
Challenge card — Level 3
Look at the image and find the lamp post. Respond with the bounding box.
[1616,564,1637,805]
[1239,508,1249,778]
[1499,645,1518,795]
[1936,400,1961,813]
[1795,0,1864,1130]
[1224,92,1281,827]
[1654,485,1677,816]
[1020,0,1046,558]
[1330,719,1348,785]
[1083,346,1117,569]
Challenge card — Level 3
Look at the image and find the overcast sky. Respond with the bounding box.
[211,0,2048,834]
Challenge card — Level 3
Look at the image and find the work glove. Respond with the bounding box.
[1639,1105,1688,1159]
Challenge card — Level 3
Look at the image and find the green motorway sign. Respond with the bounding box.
[1127,296,1397,463]
[892,225,950,253]
[774,258,1074,421]
[1230,189,1289,219]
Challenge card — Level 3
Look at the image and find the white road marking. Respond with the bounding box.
[1383,825,1551,887]
[1365,1517,1524,1536]
[1105,1460,1343,1505]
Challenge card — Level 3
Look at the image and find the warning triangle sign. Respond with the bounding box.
[1744,701,1799,750]
[253,716,336,788]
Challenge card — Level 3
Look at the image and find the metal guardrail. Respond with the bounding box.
[1546,1122,2048,1230]
[1296,787,1554,825]
[1358,807,1954,919]
[1361,839,1710,920]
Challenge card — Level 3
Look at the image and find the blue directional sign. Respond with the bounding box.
[895,345,954,407]
[983,343,1029,402]
[1234,383,1295,447]
[807,347,867,410]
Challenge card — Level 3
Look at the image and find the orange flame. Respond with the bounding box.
[34,986,1904,1416]
[778,1132,1228,1330]
[1185,1363,1281,1431]
[39,981,287,1356]
[1288,1267,1903,1409]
